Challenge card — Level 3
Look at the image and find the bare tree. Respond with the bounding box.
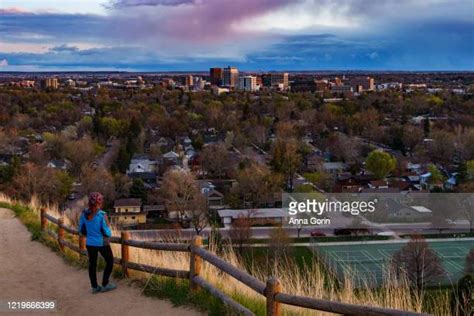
[200,142,230,178]
[80,165,115,205]
[269,226,292,259]
[189,194,209,235]
[391,235,445,294]
[161,169,199,223]
[236,163,283,208]
[64,136,97,175]
[12,163,72,204]
[228,210,254,253]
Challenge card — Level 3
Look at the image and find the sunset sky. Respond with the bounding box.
[1,0,473,71]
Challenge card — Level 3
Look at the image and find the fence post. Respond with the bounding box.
[57,216,65,252]
[40,208,47,231]
[121,231,130,278]
[266,277,282,316]
[189,235,202,291]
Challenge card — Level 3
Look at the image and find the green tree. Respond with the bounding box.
[427,164,446,185]
[423,117,430,137]
[365,150,396,179]
[466,160,474,180]
[129,178,147,203]
[271,138,302,190]
[0,155,20,184]
[56,171,73,200]
[294,184,315,193]
[115,145,132,173]
[303,171,332,191]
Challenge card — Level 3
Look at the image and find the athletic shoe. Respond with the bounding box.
[101,283,117,292]
[91,286,102,294]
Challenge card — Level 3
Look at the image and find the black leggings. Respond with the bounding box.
[86,245,114,288]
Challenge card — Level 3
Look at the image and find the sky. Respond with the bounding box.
[0,0,473,71]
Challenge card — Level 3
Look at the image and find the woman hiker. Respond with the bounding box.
[79,192,117,294]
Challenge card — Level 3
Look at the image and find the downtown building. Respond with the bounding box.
[223,66,239,88]
[262,72,289,90]
[209,67,223,86]
[238,75,257,92]
[41,77,59,89]
[184,75,194,87]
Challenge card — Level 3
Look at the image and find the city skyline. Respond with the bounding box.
[0,0,473,72]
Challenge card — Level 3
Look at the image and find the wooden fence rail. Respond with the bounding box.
[39,208,430,316]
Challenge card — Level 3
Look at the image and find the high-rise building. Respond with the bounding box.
[272,73,289,89]
[209,67,223,86]
[239,76,257,92]
[291,79,317,92]
[262,73,289,89]
[223,66,239,88]
[41,77,59,89]
[184,75,193,87]
[367,77,375,91]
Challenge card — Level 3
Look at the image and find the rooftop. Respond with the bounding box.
[114,198,142,208]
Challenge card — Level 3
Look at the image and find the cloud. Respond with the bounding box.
[106,0,195,8]
[0,7,29,14]
[0,0,473,70]
[49,44,79,52]
[368,52,379,59]
[109,0,293,43]
[0,59,8,67]
[0,11,107,44]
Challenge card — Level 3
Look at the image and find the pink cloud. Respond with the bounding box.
[110,0,293,44]
[0,7,29,14]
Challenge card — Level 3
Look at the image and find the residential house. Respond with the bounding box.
[151,136,174,151]
[158,151,182,173]
[368,180,389,189]
[304,151,324,171]
[127,154,157,174]
[199,181,225,209]
[143,204,166,219]
[128,172,157,189]
[109,198,147,226]
[47,159,69,170]
[321,162,348,175]
[162,151,180,162]
[184,145,197,159]
[180,136,192,147]
[445,174,458,190]
[406,162,423,174]
[389,179,415,192]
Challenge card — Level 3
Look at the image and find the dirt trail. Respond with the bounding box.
[0,208,201,316]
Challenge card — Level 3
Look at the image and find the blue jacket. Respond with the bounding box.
[79,210,112,247]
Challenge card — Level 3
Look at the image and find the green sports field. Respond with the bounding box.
[311,239,473,287]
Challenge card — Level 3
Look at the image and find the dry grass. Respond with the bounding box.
[0,194,451,315]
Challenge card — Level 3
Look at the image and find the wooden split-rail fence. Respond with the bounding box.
[40,209,430,316]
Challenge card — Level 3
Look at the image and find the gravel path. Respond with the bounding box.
[0,208,201,316]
